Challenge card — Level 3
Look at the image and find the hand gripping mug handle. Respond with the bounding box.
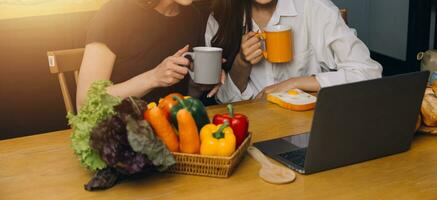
[183,52,195,79]
[256,32,268,60]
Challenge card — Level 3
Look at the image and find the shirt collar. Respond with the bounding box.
[269,0,298,26]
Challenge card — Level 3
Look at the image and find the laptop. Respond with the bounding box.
[254,71,429,174]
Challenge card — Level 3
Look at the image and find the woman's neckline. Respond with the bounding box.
[131,0,186,19]
[154,1,182,17]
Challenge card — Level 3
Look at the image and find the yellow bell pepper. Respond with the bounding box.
[200,121,236,157]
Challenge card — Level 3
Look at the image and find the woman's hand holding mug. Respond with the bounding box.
[183,46,225,98]
[240,32,264,65]
[150,45,190,88]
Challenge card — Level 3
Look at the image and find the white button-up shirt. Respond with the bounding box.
[205,0,383,103]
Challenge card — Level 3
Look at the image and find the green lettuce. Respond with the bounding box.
[67,80,122,171]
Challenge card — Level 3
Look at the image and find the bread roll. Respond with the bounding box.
[433,81,437,95]
[421,92,437,127]
[425,87,434,95]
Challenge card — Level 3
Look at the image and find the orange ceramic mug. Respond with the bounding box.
[256,25,293,63]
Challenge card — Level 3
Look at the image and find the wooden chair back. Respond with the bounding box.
[47,48,84,114]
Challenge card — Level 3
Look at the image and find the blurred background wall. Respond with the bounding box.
[0,8,96,139]
[0,0,433,139]
[333,0,410,61]
[333,0,432,75]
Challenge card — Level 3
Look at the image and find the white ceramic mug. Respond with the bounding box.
[183,47,223,85]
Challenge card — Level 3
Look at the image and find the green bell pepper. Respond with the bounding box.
[171,96,210,132]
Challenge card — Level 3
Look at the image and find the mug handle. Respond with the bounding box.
[255,32,268,59]
[182,52,195,79]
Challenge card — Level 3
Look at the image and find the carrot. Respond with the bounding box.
[176,108,200,154]
[144,103,179,152]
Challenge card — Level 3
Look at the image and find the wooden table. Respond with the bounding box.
[1,100,437,200]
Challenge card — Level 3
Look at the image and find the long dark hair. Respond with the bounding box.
[211,0,253,71]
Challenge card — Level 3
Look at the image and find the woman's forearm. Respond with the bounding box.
[77,43,191,108]
[77,70,158,108]
[289,76,321,92]
[256,76,321,99]
[106,70,158,100]
[229,53,252,93]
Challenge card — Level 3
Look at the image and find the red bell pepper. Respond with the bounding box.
[213,104,249,147]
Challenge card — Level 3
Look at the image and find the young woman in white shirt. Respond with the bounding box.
[206,0,383,103]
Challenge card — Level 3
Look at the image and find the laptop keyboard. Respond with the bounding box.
[278,148,307,168]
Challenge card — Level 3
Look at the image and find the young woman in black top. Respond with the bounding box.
[76,0,220,107]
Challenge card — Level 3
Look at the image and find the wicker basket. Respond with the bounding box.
[167,133,252,178]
